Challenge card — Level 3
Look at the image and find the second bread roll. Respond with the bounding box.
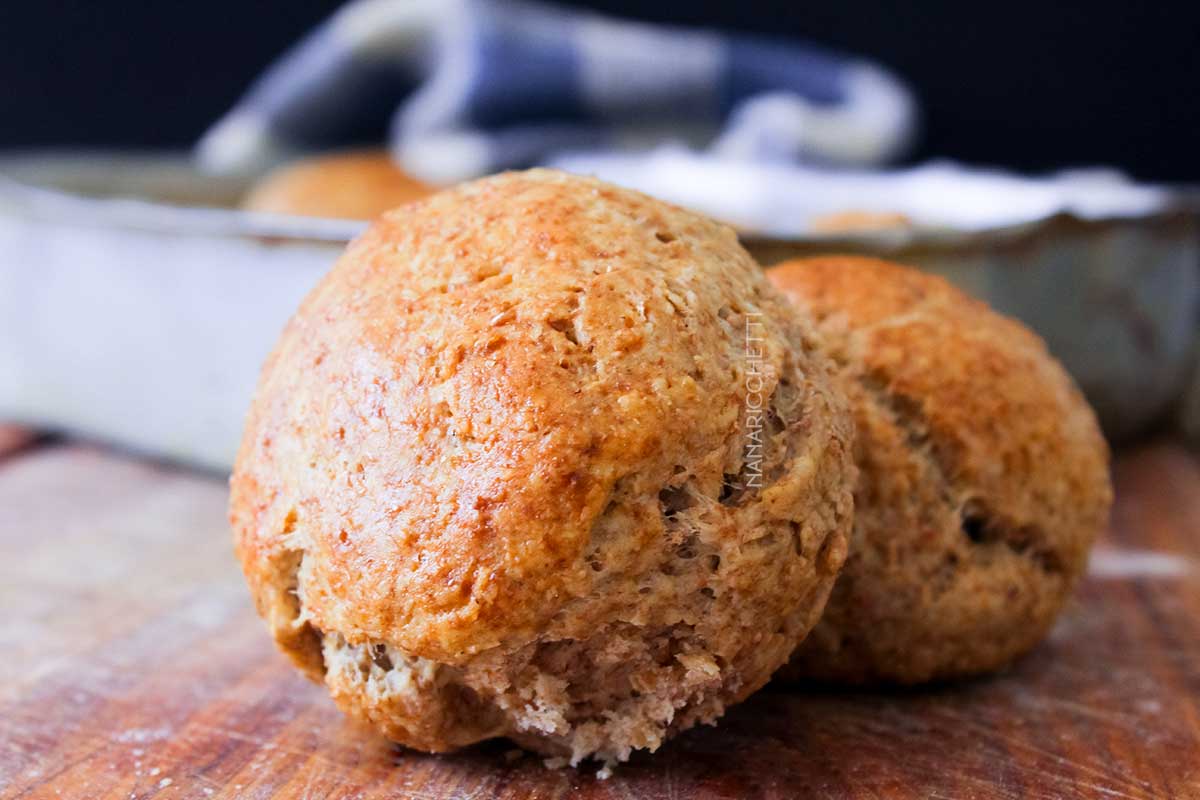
[769,256,1112,685]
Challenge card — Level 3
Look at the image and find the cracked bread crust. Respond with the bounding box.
[768,256,1112,685]
[230,170,856,761]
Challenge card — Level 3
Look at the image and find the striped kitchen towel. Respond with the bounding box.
[198,0,916,182]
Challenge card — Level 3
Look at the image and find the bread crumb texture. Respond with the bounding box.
[230,170,855,763]
[769,256,1112,685]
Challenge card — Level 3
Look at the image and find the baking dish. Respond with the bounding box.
[0,151,1195,468]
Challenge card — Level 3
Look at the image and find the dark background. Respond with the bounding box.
[2,0,1198,181]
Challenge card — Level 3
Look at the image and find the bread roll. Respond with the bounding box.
[809,210,911,234]
[241,150,434,219]
[230,170,855,764]
[769,256,1111,684]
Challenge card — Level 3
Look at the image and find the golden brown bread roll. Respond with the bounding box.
[809,210,912,234]
[230,170,856,764]
[768,256,1112,684]
[241,150,434,219]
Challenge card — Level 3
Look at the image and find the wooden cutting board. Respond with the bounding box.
[2,440,1199,799]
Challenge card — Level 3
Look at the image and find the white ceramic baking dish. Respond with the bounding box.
[0,151,1195,469]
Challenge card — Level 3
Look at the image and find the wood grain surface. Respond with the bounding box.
[1,442,1198,799]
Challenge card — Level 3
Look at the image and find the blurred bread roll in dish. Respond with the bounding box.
[230,170,856,765]
[768,256,1111,685]
[241,150,435,219]
[809,210,912,234]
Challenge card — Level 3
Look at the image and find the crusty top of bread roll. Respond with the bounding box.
[769,256,1108,506]
[241,150,434,219]
[231,170,855,680]
[768,256,1112,683]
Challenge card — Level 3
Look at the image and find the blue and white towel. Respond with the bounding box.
[199,0,917,182]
